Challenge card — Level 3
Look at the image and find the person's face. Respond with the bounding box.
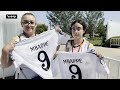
[71,22,85,39]
[21,15,36,37]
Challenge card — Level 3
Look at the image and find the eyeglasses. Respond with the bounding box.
[22,20,36,26]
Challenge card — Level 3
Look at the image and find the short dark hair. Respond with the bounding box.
[21,13,36,24]
[70,19,87,36]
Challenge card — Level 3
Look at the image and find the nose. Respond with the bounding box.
[27,22,31,26]
[74,30,78,33]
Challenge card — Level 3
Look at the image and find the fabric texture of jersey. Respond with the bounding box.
[10,33,39,79]
[65,38,94,53]
[55,52,109,79]
[11,30,59,79]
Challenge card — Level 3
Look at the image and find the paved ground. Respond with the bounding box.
[95,46,120,60]
[59,45,120,60]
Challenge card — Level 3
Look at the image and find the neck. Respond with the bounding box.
[23,32,36,38]
[74,38,83,46]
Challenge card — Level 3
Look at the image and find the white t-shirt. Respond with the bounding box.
[11,30,60,79]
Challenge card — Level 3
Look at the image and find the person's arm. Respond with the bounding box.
[1,47,13,68]
[55,26,70,45]
[1,39,17,68]
[88,43,103,59]
[97,58,110,75]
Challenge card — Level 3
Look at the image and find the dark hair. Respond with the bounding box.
[70,19,87,36]
[21,13,36,25]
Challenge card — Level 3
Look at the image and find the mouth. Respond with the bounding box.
[74,35,79,38]
[26,27,33,31]
[73,35,81,39]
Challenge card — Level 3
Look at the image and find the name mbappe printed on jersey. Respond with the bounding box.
[63,58,82,64]
[30,41,48,52]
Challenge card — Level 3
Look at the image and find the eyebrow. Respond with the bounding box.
[77,27,81,29]
[72,27,82,29]
[23,20,35,21]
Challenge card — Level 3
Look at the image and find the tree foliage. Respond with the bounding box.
[36,24,48,34]
[46,11,106,38]
[82,11,105,38]
[46,11,83,34]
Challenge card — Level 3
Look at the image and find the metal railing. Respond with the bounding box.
[110,38,120,48]
[98,57,120,79]
[1,57,120,79]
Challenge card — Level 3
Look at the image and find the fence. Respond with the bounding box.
[1,57,120,79]
[98,57,120,79]
[110,38,120,48]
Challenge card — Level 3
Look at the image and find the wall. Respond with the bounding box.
[0,11,30,57]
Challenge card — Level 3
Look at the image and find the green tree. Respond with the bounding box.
[97,19,106,37]
[82,11,105,38]
[46,11,83,35]
[97,24,107,46]
[46,11,106,40]
[36,24,48,34]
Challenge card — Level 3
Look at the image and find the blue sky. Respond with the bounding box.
[32,11,120,29]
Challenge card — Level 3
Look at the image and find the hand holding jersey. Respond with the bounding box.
[53,20,109,79]
[54,52,109,79]
[1,13,106,79]
[10,29,109,79]
[11,30,59,79]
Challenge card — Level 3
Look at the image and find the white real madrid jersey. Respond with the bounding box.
[11,30,59,79]
[54,52,109,79]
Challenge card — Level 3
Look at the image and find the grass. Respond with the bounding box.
[86,36,120,47]
[89,37,102,46]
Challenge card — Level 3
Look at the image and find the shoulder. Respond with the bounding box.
[65,40,71,52]
[66,40,72,46]
[11,36,19,42]
[83,38,94,48]
[11,33,23,42]
[66,40,72,51]
[89,43,94,48]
